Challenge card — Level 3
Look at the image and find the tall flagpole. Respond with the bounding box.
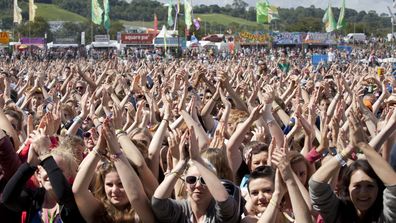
[90,0,93,45]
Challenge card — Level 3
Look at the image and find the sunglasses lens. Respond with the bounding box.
[200,177,206,185]
[186,176,197,184]
[83,132,91,138]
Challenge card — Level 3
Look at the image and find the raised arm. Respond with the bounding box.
[103,121,155,223]
[189,127,229,202]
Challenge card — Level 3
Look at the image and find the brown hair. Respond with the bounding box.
[93,161,137,223]
[201,148,234,182]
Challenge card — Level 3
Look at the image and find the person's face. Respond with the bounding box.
[248,177,274,213]
[83,129,97,150]
[76,84,86,95]
[31,93,44,111]
[348,169,379,213]
[36,155,70,191]
[104,171,129,208]
[250,151,268,172]
[185,166,211,203]
[291,160,308,185]
[319,99,330,112]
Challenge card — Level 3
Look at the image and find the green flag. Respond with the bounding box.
[323,3,336,32]
[91,0,103,25]
[184,0,192,30]
[257,0,270,24]
[103,0,110,31]
[337,0,346,30]
[167,0,174,27]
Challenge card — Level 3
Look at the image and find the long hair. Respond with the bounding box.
[201,148,234,182]
[93,161,138,223]
[338,160,385,222]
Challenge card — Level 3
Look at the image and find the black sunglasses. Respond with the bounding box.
[83,132,91,138]
[185,176,206,185]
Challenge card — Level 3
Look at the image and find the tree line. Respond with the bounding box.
[0,0,393,38]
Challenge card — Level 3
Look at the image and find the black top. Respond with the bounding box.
[1,156,86,223]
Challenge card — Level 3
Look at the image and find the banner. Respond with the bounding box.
[94,35,109,42]
[0,32,10,44]
[238,31,270,42]
[154,37,186,48]
[312,54,328,66]
[304,32,337,45]
[273,32,302,45]
[121,34,155,45]
[20,37,45,45]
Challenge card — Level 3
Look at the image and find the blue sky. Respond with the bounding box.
[156,0,392,14]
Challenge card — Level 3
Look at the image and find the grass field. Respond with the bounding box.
[194,13,260,27]
[121,13,260,29]
[36,3,87,22]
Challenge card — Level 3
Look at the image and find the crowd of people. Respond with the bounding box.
[0,44,396,223]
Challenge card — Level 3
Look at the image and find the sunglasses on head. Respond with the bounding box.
[185,175,206,185]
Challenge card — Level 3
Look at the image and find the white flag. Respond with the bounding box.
[13,0,22,24]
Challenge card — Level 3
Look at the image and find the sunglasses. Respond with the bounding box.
[83,132,91,138]
[185,176,206,185]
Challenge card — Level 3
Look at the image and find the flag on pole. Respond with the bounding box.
[193,18,201,30]
[91,0,103,25]
[184,0,192,30]
[323,3,336,32]
[13,0,22,24]
[154,14,158,33]
[256,0,270,24]
[337,0,346,29]
[167,0,174,27]
[29,0,37,22]
[268,5,279,22]
[394,0,396,8]
[164,26,168,52]
[103,0,111,31]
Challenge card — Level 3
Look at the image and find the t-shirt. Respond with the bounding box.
[151,196,240,223]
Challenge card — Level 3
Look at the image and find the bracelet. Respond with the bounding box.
[335,153,347,167]
[73,116,83,124]
[110,151,124,160]
[115,129,127,137]
[93,148,105,158]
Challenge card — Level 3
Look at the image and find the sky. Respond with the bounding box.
[156,0,393,14]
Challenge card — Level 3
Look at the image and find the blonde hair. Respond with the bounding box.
[50,147,78,179]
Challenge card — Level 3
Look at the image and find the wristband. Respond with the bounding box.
[335,153,347,167]
[115,129,127,137]
[110,151,123,161]
[73,116,83,124]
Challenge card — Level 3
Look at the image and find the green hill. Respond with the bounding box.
[120,13,262,29]
[194,13,260,27]
[36,3,87,22]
